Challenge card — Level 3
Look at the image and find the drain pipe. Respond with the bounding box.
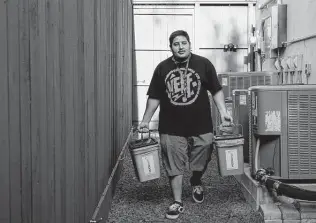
[282,33,316,46]
[255,169,316,202]
[253,138,316,202]
[254,138,261,173]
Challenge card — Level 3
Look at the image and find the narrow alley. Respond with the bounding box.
[107,133,264,223]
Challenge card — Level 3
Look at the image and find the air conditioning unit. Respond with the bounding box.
[232,90,250,163]
[218,71,278,98]
[249,85,316,179]
[211,72,278,135]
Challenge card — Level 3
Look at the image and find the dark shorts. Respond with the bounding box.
[159,133,214,176]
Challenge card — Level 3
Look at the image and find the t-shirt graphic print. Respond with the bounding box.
[165,67,201,106]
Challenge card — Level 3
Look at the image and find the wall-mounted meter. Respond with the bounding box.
[271,4,287,49]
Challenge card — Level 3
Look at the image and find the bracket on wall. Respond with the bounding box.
[89,218,104,223]
[224,43,238,52]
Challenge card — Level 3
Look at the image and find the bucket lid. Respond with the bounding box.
[214,134,243,141]
[129,138,158,150]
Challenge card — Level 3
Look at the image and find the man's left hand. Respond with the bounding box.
[220,112,233,127]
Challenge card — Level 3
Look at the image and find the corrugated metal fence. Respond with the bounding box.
[0,0,134,222]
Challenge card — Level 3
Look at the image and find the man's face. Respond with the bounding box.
[170,35,191,59]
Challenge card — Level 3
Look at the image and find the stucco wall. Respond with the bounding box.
[256,0,316,84]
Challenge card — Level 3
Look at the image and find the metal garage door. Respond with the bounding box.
[133,5,194,128]
[133,3,252,127]
[197,4,249,73]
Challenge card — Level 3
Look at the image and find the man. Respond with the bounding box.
[138,30,232,220]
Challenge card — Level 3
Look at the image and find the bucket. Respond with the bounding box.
[214,124,244,176]
[129,131,161,182]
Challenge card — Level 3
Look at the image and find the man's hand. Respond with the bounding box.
[137,98,160,133]
[138,121,150,132]
[213,90,233,127]
[220,112,233,127]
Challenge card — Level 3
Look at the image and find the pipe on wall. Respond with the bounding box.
[258,0,282,9]
[282,33,316,46]
[258,0,274,9]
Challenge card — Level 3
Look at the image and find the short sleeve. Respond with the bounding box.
[147,65,164,99]
[205,60,222,95]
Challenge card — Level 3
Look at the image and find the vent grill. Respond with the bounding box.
[225,74,273,98]
[230,76,237,98]
[288,93,316,178]
[250,76,258,86]
[218,72,276,98]
[243,76,250,90]
[237,77,244,90]
[215,73,276,134]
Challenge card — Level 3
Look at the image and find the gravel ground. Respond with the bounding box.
[107,136,264,223]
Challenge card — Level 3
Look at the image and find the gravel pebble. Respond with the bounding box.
[107,140,264,223]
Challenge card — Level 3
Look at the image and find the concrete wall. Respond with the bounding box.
[256,0,316,84]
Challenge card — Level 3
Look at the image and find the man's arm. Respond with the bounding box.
[138,98,160,131]
[212,89,232,126]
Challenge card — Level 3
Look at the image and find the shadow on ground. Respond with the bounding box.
[107,143,264,223]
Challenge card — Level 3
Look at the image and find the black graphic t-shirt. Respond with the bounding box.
[147,53,222,136]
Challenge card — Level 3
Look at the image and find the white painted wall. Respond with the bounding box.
[256,0,316,84]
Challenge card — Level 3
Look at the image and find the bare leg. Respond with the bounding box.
[169,175,183,202]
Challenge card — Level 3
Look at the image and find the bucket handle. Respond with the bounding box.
[216,123,243,136]
[138,128,151,140]
[134,127,155,141]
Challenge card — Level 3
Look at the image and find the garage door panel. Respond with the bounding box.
[134,6,194,15]
[134,15,155,49]
[133,4,251,124]
[198,6,248,48]
[134,50,172,85]
[134,14,193,50]
[133,86,160,122]
[199,49,248,73]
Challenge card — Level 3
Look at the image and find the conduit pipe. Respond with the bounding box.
[259,0,282,9]
[282,33,316,46]
[254,138,260,173]
[265,178,316,201]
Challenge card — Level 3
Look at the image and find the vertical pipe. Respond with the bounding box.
[258,0,275,9]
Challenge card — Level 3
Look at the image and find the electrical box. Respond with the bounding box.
[271,4,287,49]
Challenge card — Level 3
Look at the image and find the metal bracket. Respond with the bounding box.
[305,63,312,84]
[89,218,103,223]
[223,43,238,52]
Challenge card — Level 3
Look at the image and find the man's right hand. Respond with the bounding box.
[137,122,150,132]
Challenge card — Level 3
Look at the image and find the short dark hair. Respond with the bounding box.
[169,30,191,46]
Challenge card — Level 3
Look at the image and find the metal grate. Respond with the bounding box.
[228,75,272,97]
[243,76,250,90]
[237,77,244,90]
[288,93,316,178]
[230,76,237,97]
[215,73,276,134]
